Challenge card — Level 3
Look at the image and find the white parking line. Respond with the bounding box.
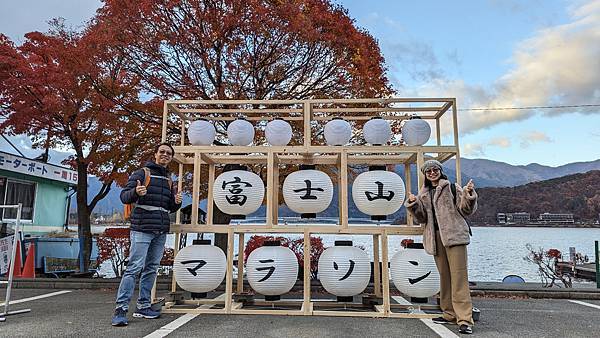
[0,290,71,307]
[391,296,459,338]
[144,295,225,338]
[568,300,600,310]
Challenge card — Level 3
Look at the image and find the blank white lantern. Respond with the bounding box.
[174,240,226,294]
[227,118,255,146]
[213,169,264,215]
[188,119,216,146]
[247,241,298,300]
[390,243,440,298]
[352,169,405,219]
[402,116,431,146]
[266,118,292,146]
[318,242,371,298]
[282,167,333,217]
[363,117,391,145]
[324,118,351,146]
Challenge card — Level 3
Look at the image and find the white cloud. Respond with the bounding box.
[519,131,553,148]
[488,137,512,148]
[462,143,486,157]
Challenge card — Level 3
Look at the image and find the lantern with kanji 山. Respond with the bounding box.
[318,241,371,301]
[352,167,405,220]
[227,118,255,146]
[213,169,264,216]
[390,243,440,300]
[402,116,431,146]
[246,241,298,301]
[282,165,333,218]
[173,240,226,298]
[363,117,391,145]
[324,118,352,146]
[188,119,216,146]
[265,118,292,146]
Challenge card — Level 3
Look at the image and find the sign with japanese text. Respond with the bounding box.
[0,235,14,275]
[0,151,77,184]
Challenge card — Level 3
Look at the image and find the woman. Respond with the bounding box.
[405,160,477,335]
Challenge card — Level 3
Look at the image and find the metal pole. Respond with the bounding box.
[595,241,600,289]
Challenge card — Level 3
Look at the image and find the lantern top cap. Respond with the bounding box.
[406,242,425,249]
[264,240,281,246]
[193,239,212,245]
[334,240,353,246]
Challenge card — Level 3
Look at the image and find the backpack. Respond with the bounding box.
[450,183,473,236]
[123,167,151,220]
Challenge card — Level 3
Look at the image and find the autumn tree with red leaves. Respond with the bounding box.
[0,21,157,271]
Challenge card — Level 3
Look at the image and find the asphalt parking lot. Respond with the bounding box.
[1,287,600,338]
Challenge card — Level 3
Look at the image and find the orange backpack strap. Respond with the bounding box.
[142,167,151,187]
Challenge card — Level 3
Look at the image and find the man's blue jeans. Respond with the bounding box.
[115,230,166,311]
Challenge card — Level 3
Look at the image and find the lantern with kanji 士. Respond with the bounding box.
[317,241,371,302]
[173,240,226,298]
[246,241,298,301]
[282,165,333,218]
[352,167,405,221]
[213,169,264,217]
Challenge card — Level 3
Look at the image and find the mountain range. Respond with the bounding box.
[80,158,600,219]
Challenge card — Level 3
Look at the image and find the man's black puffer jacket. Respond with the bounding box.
[120,161,181,233]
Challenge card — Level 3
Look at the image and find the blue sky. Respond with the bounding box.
[1,0,599,167]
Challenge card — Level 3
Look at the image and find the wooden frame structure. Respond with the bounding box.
[161,98,462,317]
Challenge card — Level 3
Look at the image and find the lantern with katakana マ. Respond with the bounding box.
[317,241,371,301]
[246,240,298,301]
[352,166,405,221]
[173,240,226,298]
[282,165,333,218]
[213,168,264,217]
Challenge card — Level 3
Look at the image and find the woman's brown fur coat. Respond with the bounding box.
[404,179,478,255]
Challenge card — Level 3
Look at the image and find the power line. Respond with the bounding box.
[460,104,600,111]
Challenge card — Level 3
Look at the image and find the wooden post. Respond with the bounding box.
[237,233,245,293]
[303,229,311,314]
[273,156,279,225]
[266,151,274,227]
[339,150,348,228]
[452,98,462,185]
[303,102,312,148]
[206,164,215,225]
[595,240,599,289]
[225,228,234,313]
[416,151,425,189]
[404,163,413,226]
[373,234,381,297]
[435,118,441,146]
[162,101,168,142]
[191,153,201,225]
[381,232,390,315]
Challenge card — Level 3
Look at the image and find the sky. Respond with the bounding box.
[1,0,599,167]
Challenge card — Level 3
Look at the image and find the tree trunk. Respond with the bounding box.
[76,162,92,272]
[213,203,231,253]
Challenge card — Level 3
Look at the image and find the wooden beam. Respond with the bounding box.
[162,101,168,142]
[339,151,348,228]
[237,233,244,294]
[303,102,312,147]
[206,164,215,225]
[452,99,462,185]
[416,151,425,189]
[303,229,311,315]
[373,234,381,297]
[225,228,234,313]
[191,153,201,226]
[266,151,274,226]
[404,163,413,226]
[381,233,390,315]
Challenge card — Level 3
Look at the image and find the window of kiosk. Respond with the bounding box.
[1,178,36,222]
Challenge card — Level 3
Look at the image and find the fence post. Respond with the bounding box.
[595,240,599,289]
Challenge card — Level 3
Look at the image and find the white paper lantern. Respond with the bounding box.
[363,117,391,145]
[390,244,440,298]
[282,168,333,216]
[247,242,298,299]
[352,169,405,219]
[324,118,351,146]
[318,242,371,298]
[174,240,226,294]
[266,118,292,146]
[402,116,431,146]
[227,118,255,146]
[213,169,264,215]
[188,119,216,146]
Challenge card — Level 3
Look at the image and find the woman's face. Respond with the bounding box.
[424,167,441,183]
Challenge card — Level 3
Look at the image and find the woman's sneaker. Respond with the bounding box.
[458,324,473,334]
[133,307,161,319]
[432,317,455,324]
[111,307,128,326]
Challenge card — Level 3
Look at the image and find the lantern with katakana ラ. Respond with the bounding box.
[265,118,292,146]
[173,240,226,298]
[188,118,216,146]
[363,117,391,145]
[402,116,431,146]
[352,166,405,221]
[324,118,351,146]
[282,165,333,218]
[227,118,255,146]
[246,240,299,301]
[317,241,371,301]
[390,242,440,300]
[213,168,264,216]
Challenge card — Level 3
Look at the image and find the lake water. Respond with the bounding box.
[99,226,600,282]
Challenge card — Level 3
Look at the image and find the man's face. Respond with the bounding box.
[155,145,173,167]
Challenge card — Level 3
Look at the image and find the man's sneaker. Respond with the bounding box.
[133,307,161,319]
[432,317,455,324]
[111,307,128,326]
[458,324,473,334]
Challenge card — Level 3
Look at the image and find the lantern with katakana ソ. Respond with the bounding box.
[317,241,371,302]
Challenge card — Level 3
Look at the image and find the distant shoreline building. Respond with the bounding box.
[496,212,530,224]
[538,212,574,224]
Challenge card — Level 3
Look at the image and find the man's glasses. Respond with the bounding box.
[425,168,440,174]
[158,149,173,156]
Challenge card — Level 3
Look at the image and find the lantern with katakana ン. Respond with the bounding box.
[390,243,440,300]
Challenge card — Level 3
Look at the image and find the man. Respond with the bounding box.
[112,142,182,326]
